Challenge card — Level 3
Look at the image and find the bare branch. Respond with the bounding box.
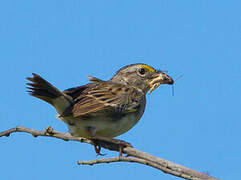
[0,126,92,143]
[78,156,169,171]
[0,126,219,180]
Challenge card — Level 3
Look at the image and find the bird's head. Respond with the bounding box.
[111,63,174,94]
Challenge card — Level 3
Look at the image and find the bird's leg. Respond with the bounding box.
[111,138,132,157]
[91,136,132,157]
[94,144,101,154]
[85,127,132,156]
[85,126,106,156]
[93,144,106,156]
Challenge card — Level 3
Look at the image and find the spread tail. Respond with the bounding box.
[26,73,73,114]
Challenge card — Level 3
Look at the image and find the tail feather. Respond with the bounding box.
[26,73,72,114]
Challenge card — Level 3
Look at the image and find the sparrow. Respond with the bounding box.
[27,63,174,154]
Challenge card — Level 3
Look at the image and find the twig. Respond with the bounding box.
[78,156,168,171]
[0,126,219,180]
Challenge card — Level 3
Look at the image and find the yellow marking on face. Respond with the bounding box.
[126,109,137,113]
[141,65,155,72]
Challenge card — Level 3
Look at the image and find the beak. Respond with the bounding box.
[148,71,174,94]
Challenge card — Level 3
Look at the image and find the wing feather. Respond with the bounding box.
[61,82,143,118]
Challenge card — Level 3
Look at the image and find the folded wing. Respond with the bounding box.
[62,82,143,118]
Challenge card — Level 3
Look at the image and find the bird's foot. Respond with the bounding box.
[94,144,106,156]
[91,137,132,157]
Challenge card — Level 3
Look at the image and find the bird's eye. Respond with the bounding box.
[138,68,146,75]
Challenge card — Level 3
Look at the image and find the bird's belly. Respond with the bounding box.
[65,113,141,138]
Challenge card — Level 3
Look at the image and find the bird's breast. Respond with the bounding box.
[65,100,146,138]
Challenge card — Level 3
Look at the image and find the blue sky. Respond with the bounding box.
[1,1,241,180]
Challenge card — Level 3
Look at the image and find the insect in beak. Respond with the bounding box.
[171,74,183,96]
[148,71,174,94]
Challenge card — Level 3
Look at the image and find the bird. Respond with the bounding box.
[26,63,174,154]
